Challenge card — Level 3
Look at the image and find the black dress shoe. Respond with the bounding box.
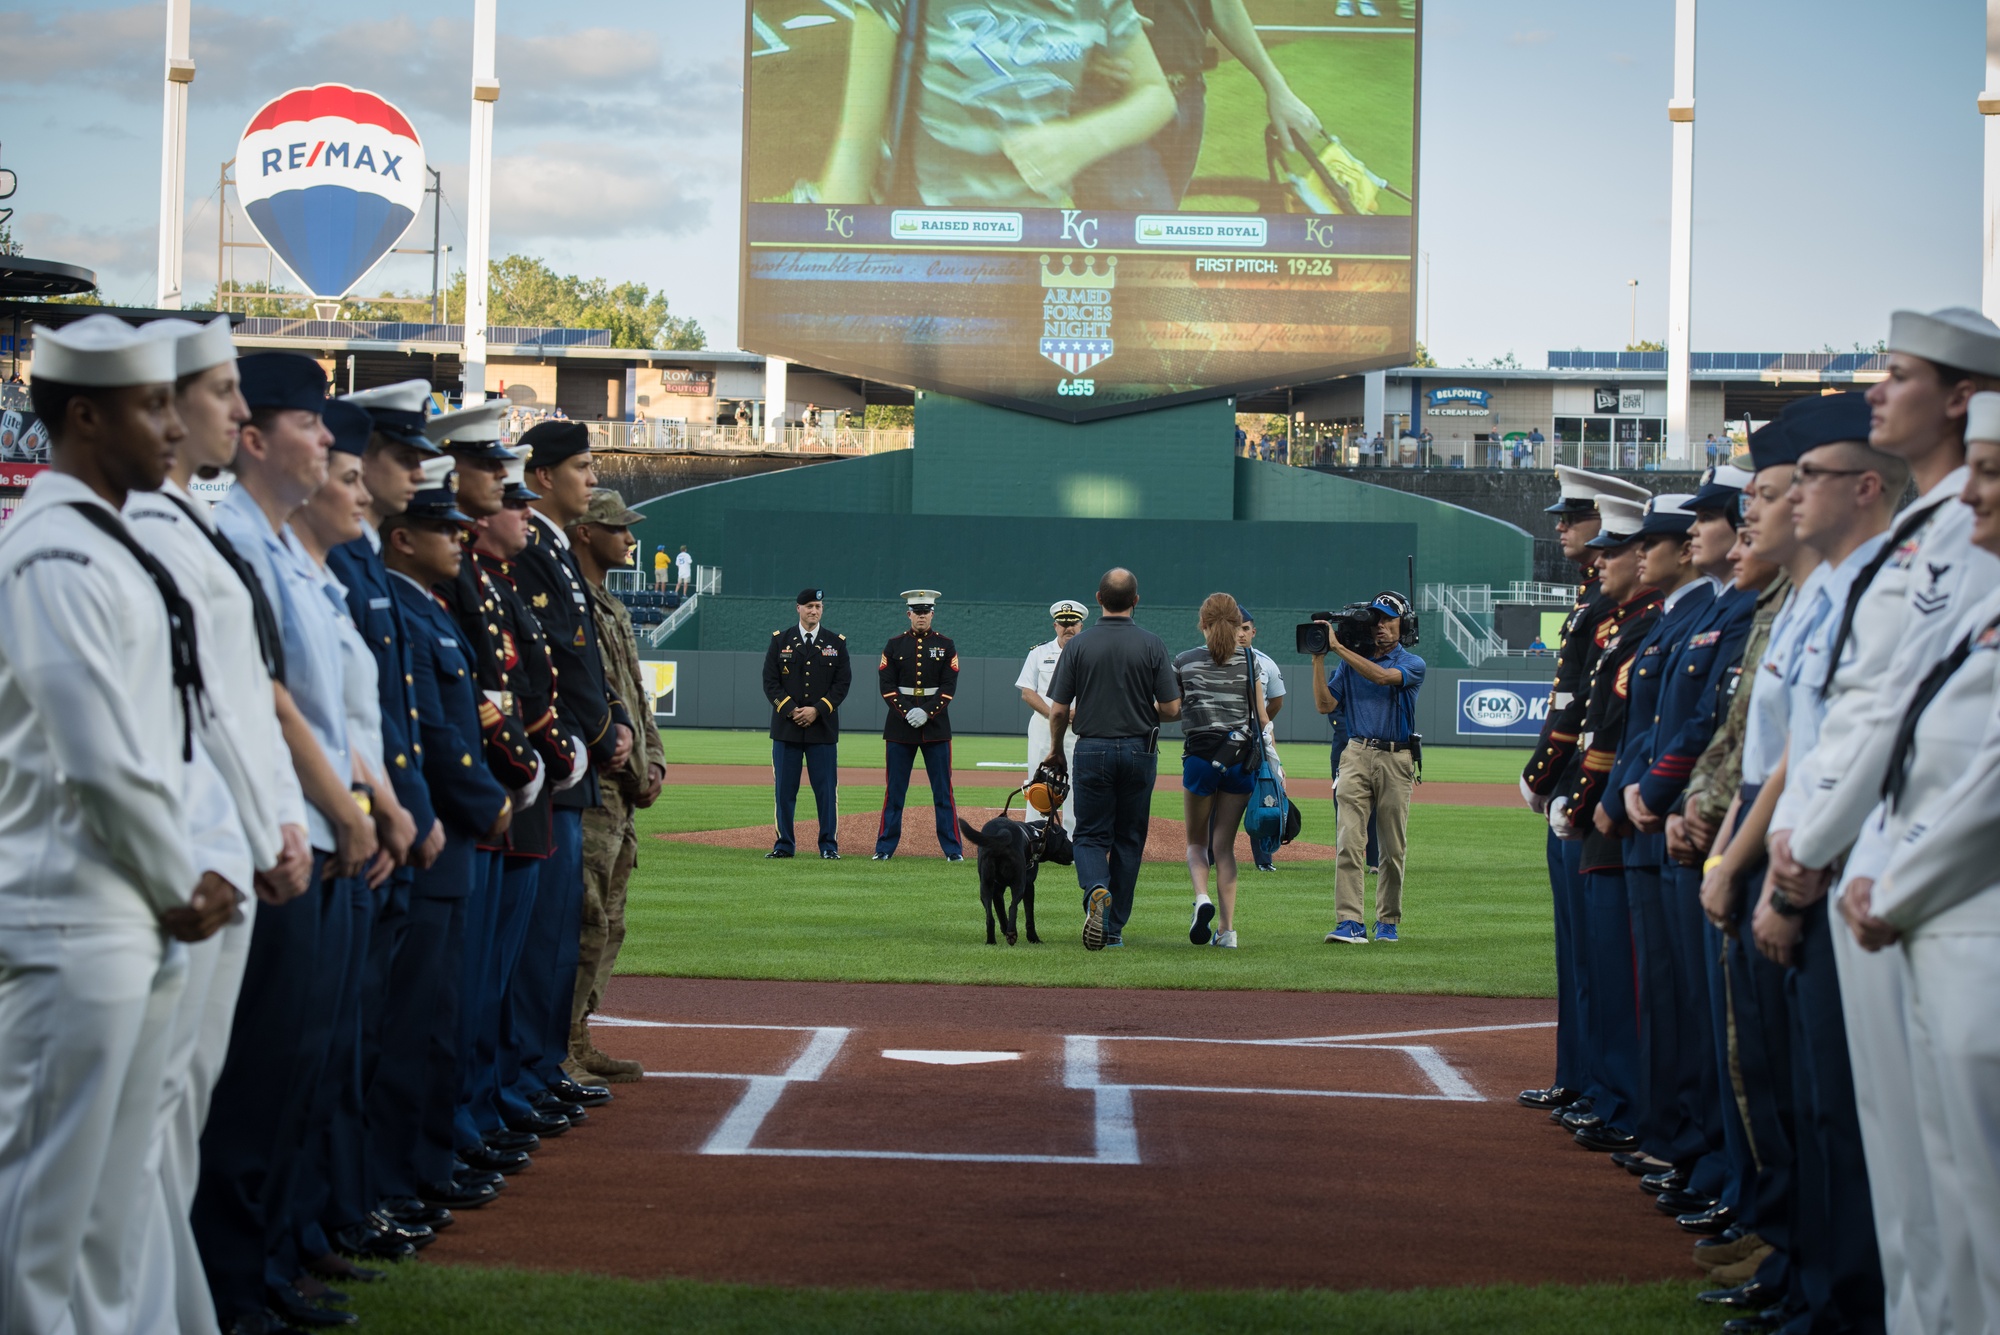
[1516,1085,1583,1110]
[331,1224,415,1262]
[228,1312,311,1335]
[1611,1151,1673,1176]
[1721,1317,1779,1335]
[1573,1125,1639,1152]
[267,1283,359,1328]
[503,1109,569,1137]
[1640,1168,1689,1194]
[531,1091,587,1121]
[365,1210,435,1248]
[1560,1107,1605,1132]
[461,1144,530,1175]
[304,1253,383,1284]
[484,1127,540,1154]
[379,1197,456,1230]
[1655,1188,1716,1215]
[455,1166,506,1192]
[415,1178,496,1210]
[1699,1279,1778,1310]
[550,1078,611,1107]
[1677,1203,1738,1235]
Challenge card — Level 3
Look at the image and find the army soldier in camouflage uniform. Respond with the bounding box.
[566,489,665,1082]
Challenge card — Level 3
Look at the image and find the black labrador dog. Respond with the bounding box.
[957,815,1073,945]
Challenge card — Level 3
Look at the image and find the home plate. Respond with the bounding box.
[881,1050,1021,1066]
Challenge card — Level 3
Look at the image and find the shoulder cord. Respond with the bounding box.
[63,502,206,761]
[1245,645,1268,769]
[1819,498,1946,701]
[1880,615,1996,811]
[159,491,286,683]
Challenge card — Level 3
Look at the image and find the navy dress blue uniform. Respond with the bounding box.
[763,591,852,857]
[874,595,963,859]
[371,565,510,1200]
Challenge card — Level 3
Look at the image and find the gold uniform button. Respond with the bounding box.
[395,754,408,768]
[462,754,473,766]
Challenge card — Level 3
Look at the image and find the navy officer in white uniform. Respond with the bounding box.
[1017,598,1086,826]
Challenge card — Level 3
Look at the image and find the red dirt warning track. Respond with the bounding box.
[425,978,1696,1292]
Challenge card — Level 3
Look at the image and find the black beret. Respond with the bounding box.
[520,419,592,470]
[237,353,327,414]
[797,587,824,605]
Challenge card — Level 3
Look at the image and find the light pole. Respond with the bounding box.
[156,0,194,308]
[1627,279,1639,346]
[1665,0,1697,463]
[463,0,499,405]
[1422,250,1431,351]
[1984,0,2000,316]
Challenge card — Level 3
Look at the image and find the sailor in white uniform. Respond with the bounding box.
[1766,309,2000,1335]
[0,315,237,1335]
[1017,599,1086,825]
[121,316,310,1335]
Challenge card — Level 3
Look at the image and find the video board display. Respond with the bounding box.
[740,0,1419,421]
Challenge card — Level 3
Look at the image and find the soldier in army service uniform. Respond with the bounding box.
[763,587,852,858]
[874,590,964,861]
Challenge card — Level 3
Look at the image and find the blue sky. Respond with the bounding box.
[1,0,1983,364]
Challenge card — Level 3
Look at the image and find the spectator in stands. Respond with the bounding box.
[653,547,670,593]
[1528,426,1544,463]
[1234,424,1248,456]
[1528,635,1548,654]
[674,545,693,597]
[1705,433,1720,467]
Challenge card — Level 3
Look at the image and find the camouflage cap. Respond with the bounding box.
[578,486,644,528]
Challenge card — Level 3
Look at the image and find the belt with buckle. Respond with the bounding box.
[1355,737,1411,753]
[901,687,941,697]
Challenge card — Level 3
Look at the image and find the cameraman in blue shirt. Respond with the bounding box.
[1310,592,1426,944]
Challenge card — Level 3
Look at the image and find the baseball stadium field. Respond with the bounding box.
[340,732,1720,1334]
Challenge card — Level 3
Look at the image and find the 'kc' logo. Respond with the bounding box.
[1060,210,1098,249]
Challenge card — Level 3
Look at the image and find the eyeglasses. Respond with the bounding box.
[1792,462,1871,485]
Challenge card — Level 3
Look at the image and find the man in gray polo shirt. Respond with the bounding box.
[1046,568,1182,950]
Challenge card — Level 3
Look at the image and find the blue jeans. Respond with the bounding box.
[1072,735,1156,940]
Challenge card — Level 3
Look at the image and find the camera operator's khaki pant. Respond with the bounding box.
[1335,741,1414,925]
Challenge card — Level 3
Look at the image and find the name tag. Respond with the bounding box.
[369,597,391,610]
[440,637,459,648]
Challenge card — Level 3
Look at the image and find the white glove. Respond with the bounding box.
[1549,796,1578,840]
[511,756,546,811]
[906,706,929,728]
[1520,776,1550,815]
[554,745,590,793]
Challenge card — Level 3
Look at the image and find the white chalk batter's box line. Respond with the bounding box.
[591,1018,1552,1167]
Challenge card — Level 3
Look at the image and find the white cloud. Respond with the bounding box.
[491,142,714,242]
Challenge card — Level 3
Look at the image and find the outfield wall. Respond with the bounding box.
[643,650,1554,752]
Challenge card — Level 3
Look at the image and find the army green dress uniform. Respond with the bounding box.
[763,588,852,858]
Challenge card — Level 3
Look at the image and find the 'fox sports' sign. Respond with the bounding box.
[1456,679,1549,737]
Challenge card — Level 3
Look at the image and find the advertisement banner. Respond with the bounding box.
[1455,678,1548,738]
[642,660,678,720]
[738,0,1420,421]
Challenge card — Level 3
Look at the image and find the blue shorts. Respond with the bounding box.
[1182,755,1255,796]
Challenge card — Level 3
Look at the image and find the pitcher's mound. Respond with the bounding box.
[662,808,1338,862]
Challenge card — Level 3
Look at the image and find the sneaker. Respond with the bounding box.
[1104,937,1124,949]
[1212,930,1238,948]
[1189,899,1215,945]
[820,851,840,860]
[1083,887,1112,950]
[945,854,964,862]
[1374,923,1399,943]
[871,853,893,861]
[1325,920,1369,944]
[1254,863,1276,873]
[765,849,793,859]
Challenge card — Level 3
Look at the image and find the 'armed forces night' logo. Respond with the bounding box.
[1038,253,1115,375]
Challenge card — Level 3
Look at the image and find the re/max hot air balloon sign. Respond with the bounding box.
[235,85,426,301]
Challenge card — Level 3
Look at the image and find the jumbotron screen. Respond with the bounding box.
[739,0,1419,422]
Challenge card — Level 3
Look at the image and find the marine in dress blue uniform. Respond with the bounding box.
[874,590,964,860]
[764,587,852,858]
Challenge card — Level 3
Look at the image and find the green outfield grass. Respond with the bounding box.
[622,793,1554,996]
[661,729,1531,786]
[345,1266,1716,1334]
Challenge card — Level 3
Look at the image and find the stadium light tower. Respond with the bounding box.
[1983,0,2000,317]
[464,0,500,405]
[1664,0,1695,465]
[156,0,194,308]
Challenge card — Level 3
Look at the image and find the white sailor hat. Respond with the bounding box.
[1050,599,1088,623]
[1546,464,1653,515]
[901,589,941,610]
[31,314,178,387]
[1888,307,2000,377]
[141,314,236,378]
[1585,495,1646,548]
[423,402,515,459]
[1966,390,2000,444]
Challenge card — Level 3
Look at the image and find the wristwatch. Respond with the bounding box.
[1769,887,1803,918]
[350,782,375,816]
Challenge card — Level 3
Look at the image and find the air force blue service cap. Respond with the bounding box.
[1585,495,1646,549]
[1781,391,1873,454]
[1690,463,1753,515]
[31,314,179,387]
[341,379,440,452]
[1748,418,1803,473]
[323,399,374,458]
[404,454,472,524]
[237,353,329,413]
[423,402,514,460]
